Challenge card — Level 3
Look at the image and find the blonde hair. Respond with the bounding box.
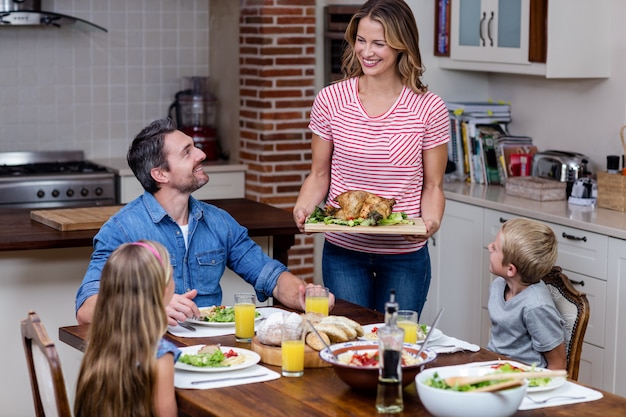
[500,218,558,285]
[341,0,427,94]
[74,240,171,417]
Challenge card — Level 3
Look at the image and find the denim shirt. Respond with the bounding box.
[75,192,287,311]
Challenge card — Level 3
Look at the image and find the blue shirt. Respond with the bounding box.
[157,338,181,362]
[76,192,287,311]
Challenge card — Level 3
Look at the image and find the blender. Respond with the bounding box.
[168,76,219,161]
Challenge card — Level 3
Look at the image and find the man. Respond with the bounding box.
[76,118,333,325]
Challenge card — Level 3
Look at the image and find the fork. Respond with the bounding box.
[525,395,585,404]
[177,320,196,332]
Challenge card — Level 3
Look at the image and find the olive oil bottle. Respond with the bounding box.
[375,290,404,413]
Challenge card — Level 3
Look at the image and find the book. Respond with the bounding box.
[446,101,512,121]
[494,136,536,183]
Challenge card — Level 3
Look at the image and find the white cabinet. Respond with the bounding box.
[440,0,610,78]
[426,200,483,345]
[451,0,529,64]
[606,238,626,397]
[118,169,246,203]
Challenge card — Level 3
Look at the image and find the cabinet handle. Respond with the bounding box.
[487,11,494,47]
[479,12,486,46]
[499,217,508,224]
[561,232,587,242]
[569,279,585,287]
[430,236,436,247]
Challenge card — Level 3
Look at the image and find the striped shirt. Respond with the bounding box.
[309,77,450,254]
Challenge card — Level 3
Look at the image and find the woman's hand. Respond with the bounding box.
[293,206,310,233]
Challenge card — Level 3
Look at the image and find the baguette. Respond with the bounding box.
[306,331,330,351]
[314,323,349,343]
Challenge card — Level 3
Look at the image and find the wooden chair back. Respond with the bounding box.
[542,266,590,381]
[21,311,72,417]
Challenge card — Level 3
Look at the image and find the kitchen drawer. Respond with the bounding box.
[552,224,608,280]
[562,269,605,348]
[482,209,509,246]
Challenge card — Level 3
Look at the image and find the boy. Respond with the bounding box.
[486,217,566,370]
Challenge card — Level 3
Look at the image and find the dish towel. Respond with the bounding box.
[175,364,280,389]
[167,307,284,338]
[519,381,603,410]
[426,334,480,353]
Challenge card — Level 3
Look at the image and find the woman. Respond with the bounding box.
[74,240,179,417]
[293,0,449,314]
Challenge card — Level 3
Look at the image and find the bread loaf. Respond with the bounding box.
[256,312,303,346]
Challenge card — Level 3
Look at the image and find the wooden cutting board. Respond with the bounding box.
[250,337,331,368]
[30,206,123,231]
[304,218,426,235]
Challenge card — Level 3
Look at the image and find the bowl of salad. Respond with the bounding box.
[319,341,437,392]
[416,363,528,417]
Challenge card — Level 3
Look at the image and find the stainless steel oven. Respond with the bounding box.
[0,151,116,209]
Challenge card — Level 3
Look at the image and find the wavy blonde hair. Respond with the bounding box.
[74,240,171,417]
[341,0,427,94]
[500,218,558,285]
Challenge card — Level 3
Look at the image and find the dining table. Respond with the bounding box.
[59,299,626,417]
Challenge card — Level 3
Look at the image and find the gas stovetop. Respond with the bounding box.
[0,151,117,209]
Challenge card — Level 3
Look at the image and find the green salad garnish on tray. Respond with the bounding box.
[305,206,414,227]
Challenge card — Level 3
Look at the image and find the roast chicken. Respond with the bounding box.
[330,190,396,222]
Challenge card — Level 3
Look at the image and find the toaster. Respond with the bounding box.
[532,150,591,183]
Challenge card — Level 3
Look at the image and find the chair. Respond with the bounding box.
[542,266,590,381]
[21,311,72,417]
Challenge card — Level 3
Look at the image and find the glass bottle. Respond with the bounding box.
[375,290,404,413]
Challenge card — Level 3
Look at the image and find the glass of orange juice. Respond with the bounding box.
[305,286,329,316]
[234,293,256,342]
[281,322,305,377]
[397,310,418,344]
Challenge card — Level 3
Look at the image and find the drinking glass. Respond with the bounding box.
[281,322,305,377]
[234,293,256,342]
[305,286,330,316]
[397,310,419,344]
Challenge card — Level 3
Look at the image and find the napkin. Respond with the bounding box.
[425,334,480,353]
[519,380,603,410]
[167,307,284,338]
[175,364,280,389]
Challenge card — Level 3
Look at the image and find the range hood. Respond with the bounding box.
[0,0,107,32]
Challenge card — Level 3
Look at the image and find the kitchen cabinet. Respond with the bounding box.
[606,238,626,397]
[439,0,611,78]
[451,0,530,65]
[423,200,483,345]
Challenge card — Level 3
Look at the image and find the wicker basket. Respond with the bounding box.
[504,177,566,201]
[597,171,626,211]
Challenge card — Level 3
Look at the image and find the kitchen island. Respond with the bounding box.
[0,198,299,417]
[423,181,626,398]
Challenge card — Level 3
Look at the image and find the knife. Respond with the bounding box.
[177,320,196,332]
[190,373,269,385]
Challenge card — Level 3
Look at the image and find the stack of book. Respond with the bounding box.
[446,101,535,185]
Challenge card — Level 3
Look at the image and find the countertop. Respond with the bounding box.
[444,181,626,240]
[0,198,298,252]
[91,157,247,177]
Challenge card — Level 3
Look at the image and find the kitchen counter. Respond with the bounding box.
[444,181,626,240]
[0,199,298,263]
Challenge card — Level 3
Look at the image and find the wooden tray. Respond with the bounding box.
[250,337,330,368]
[30,206,123,231]
[304,218,426,235]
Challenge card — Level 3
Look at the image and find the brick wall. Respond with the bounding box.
[239,0,317,281]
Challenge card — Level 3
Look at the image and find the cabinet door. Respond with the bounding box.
[607,238,626,397]
[578,342,604,389]
[451,0,530,64]
[428,200,483,345]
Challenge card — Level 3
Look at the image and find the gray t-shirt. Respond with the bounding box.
[486,277,565,368]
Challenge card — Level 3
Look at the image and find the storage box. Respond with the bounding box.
[504,177,566,201]
[597,171,626,211]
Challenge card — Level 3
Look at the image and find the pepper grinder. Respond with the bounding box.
[375,290,404,413]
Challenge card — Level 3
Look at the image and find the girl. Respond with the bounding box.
[74,240,179,417]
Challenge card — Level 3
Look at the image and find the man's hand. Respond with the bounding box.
[298,283,336,312]
[166,289,200,327]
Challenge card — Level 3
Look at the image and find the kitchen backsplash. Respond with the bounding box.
[0,0,210,159]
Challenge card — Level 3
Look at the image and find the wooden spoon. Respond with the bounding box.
[471,379,525,393]
[444,369,567,387]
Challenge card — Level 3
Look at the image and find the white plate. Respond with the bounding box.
[186,306,265,327]
[359,323,443,343]
[175,345,261,373]
[469,360,566,392]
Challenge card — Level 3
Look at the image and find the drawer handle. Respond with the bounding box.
[562,232,587,242]
[569,279,585,287]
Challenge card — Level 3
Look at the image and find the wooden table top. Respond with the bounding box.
[0,198,298,252]
[59,300,626,417]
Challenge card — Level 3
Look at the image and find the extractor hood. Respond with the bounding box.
[0,0,107,32]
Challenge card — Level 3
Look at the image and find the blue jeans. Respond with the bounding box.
[322,241,431,317]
